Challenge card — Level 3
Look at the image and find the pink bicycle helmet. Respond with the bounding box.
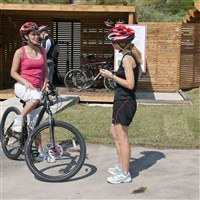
[105,23,135,43]
[38,25,48,33]
[20,22,38,37]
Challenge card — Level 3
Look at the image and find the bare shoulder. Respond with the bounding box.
[15,47,23,57]
[123,54,136,68]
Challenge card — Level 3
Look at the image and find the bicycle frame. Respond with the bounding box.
[83,62,112,86]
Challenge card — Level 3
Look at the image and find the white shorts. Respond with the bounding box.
[14,82,43,102]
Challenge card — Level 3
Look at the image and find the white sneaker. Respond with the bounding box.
[34,148,47,162]
[12,115,24,133]
[107,172,132,184]
[108,165,122,175]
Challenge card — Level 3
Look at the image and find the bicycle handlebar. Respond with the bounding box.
[46,81,58,97]
[41,81,60,107]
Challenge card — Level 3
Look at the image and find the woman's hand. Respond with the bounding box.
[24,81,35,90]
[100,69,112,78]
[41,78,47,92]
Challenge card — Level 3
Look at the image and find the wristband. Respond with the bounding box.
[109,73,114,79]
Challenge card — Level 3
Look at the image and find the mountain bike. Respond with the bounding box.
[0,82,86,182]
[64,56,116,91]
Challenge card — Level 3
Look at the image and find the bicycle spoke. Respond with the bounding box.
[1,107,22,159]
[64,69,88,91]
[26,121,86,182]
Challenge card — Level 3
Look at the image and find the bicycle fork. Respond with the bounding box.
[47,109,55,148]
[46,109,59,163]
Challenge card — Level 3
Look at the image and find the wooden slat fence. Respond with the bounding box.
[180,23,200,89]
[80,15,128,64]
[139,22,182,91]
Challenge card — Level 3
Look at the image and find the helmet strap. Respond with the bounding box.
[118,43,127,49]
[27,36,38,55]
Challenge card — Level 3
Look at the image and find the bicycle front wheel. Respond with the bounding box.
[64,69,88,91]
[0,106,22,160]
[25,121,86,182]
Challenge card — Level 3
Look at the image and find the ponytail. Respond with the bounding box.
[123,43,142,65]
[131,46,143,65]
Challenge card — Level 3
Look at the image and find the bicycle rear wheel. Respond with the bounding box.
[103,77,116,91]
[25,120,86,182]
[0,107,22,160]
[64,69,87,91]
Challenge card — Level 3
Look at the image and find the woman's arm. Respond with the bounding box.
[10,48,35,90]
[100,55,136,90]
[41,47,48,92]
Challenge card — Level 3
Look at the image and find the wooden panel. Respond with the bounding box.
[0,3,135,13]
[138,23,182,91]
[53,21,81,76]
[128,13,134,24]
[0,88,15,99]
[194,24,200,87]
[195,2,200,12]
[80,17,128,63]
[180,23,200,89]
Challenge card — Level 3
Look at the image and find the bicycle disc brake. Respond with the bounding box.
[47,144,63,163]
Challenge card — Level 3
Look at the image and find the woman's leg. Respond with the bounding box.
[113,124,130,174]
[110,124,122,167]
[20,99,40,117]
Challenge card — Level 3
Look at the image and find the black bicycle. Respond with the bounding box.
[0,82,86,182]
[64,56,116,92]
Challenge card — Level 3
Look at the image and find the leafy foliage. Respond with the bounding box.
[130,0,194,22]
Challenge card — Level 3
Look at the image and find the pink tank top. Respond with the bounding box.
[20,46,45,89]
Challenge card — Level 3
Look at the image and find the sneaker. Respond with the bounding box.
[12,115,24,133]
[35,148,47,161]
[107,172,132,184]
[108,165,122,175]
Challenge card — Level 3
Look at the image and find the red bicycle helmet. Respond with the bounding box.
[105,24,135,43]
[20,22,38,37]
[38,25,48,33]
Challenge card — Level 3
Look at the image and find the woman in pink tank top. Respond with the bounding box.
[10,22,47,134]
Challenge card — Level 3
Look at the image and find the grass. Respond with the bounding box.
[54,88,200,149]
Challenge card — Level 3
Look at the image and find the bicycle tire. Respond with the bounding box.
[82,68,94,89]
[25,120,86,182]
[64,69,88,91]
[0,106,22,160]
[103,77,116,91]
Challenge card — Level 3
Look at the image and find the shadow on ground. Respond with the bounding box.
[130,151,165,178]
